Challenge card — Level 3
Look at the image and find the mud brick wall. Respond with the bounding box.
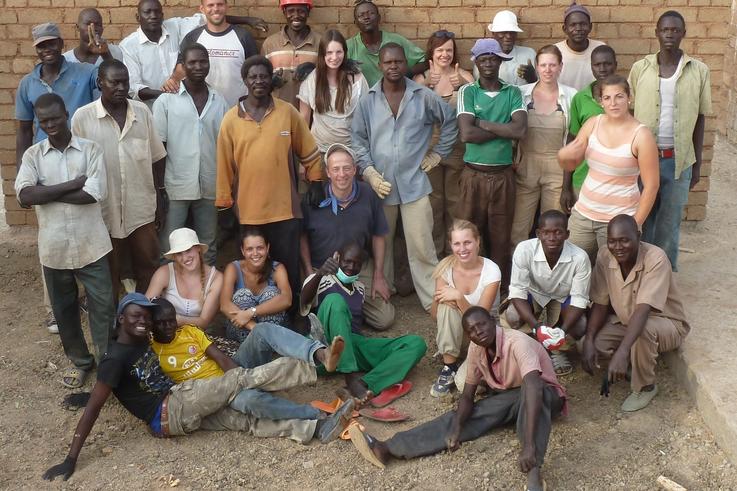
[1,0,732,224]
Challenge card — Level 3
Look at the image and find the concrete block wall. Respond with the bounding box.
[1,0,732,224]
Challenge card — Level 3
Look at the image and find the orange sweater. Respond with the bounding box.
[216,98,321,224]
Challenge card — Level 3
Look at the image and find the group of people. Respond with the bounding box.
[14,1,709,489]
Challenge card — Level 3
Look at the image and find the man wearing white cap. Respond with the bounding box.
[474,10,538,86]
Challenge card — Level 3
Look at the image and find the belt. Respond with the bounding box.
[658,148,674,158]
[464,162,512,173]
[160,395,170,437]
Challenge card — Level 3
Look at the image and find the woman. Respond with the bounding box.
[220,227,292,343]
[430,220,501,399]
[511,45,578,246]
[414,30,474,256]
[146,228,223,329]
[558,74,659,263]
[298,30,369,154]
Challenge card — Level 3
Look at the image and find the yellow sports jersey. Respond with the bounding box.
[151,325,224,384]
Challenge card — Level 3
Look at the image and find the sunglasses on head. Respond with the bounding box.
[432,30,455,39]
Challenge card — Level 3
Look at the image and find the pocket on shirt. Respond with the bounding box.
[128,137,151,162]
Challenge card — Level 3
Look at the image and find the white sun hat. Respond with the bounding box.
[488,10,524,33]
[164,228,208,259]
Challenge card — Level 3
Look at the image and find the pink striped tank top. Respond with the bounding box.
[574,115,645,223]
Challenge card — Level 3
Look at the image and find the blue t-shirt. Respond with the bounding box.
[15,59,99,142]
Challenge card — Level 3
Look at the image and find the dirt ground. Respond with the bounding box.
[2,141,737,490]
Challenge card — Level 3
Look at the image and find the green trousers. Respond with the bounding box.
[317,293,427,394]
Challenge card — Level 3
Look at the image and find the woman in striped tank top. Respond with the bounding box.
[558,75,659,263]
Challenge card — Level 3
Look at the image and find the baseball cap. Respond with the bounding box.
[564,2,591,21]
[325,142,356,162]
[116,292,158,318]
[470,39,513,61]
[488,10,524,33]
[32,23,62,46]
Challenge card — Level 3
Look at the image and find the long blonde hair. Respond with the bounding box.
[173,245,209,303]
[432,220,481,279]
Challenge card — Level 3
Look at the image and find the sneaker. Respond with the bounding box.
[45,312,59,334]
[430,365,456,398]
[621,385,658,412]
[307,313,327,345]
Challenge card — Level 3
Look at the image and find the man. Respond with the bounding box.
[42,293,355,483]
[151,298,344,421]
[473,10,537,86]
[349,307,566,491]
[120,0,265,107]
[629,11,712,271]
[347,0,427,87]
[72,60,168,301]
[63,8,124,65]
[560,44,617,212]
[554,3,606,90]
[153,44,228,265]
[456,38,527,293]
[261,0,320,107]
[582,214,690,411]
[300,143,394,330]
[177,0,258,107]
[216,56,323,312]
[352,43,457,312]
[15,94,115,389]
[301,242,426,402]
[504,210,591,375]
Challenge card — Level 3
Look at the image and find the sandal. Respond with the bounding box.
[359,407,409,422]
[370,380,413,408]
[550,351,573,376]
[61,367,89,389]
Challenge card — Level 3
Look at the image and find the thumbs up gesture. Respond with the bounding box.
[517,59,538,83]
[449,63,464,90]
[427,60,441,88]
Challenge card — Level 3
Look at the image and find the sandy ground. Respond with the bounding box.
[2,140,737,490]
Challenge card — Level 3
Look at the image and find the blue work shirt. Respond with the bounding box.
[351,78,458,206]
[15,59,99,143]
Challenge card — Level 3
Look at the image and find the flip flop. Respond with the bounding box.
[340,419,364,440]
[61,367,88,389]
[370,380,413,408]
[311,398,360,418]
[348,424,385,469]
[359,407,409,422]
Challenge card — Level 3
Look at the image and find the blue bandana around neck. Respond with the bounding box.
[319,181,358,215]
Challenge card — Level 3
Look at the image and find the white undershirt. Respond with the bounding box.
[657,57,684,148]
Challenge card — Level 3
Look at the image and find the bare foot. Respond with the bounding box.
[323,336,345,372]
[345,373,374,404]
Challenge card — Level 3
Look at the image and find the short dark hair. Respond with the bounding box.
[379,42,405,61]
[241,55,273,81]
[152,297,175,319]
[657,10,686,29]
[354,0,378,16]
[339,241,366,263]
[538,209,568,229]
[99,59,128,80]
[34,93,66,113]
[608,213,638,233]
[591,44,616,62]
[461,306,492,328]
[182,42,209,63]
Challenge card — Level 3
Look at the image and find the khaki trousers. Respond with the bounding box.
[510,160,564,246]
[593,315,688,391]
[167,358,317,443]
[435,302,467,358]
[427,144,465,257]
[358,257,396,331]
[503,298,562,332]
[383,196,438,311]
[568,209,608,266]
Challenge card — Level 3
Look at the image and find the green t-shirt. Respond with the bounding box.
[569,81,604,189]
[457,80,525,166]
[347,31,425,87]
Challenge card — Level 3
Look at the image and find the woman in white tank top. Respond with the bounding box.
[146,228,223,329]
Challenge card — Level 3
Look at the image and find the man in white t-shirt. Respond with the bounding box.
[177,0,259,107]
[473,10,538,86]
[554,3,605,90]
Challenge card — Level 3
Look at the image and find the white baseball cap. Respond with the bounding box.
[488,10,524,33]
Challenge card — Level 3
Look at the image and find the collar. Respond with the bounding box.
[94,98,136,123]
[520,80,573,105]
[40,135,83,155]
[368,77,424,95]
[179,82,214,98]
[532,239,573,266]
[136,25,170,45]
[320,180,358,214]
[475,78,511,93]
[490,325,505,362]
[641,51,694,71]
[278,25,315,48]
[606,243,647,284]
[237,97,275,121]
[33,58,70,79]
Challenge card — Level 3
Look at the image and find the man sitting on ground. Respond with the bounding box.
[504,210,591,375]
[301,242,427,402]
[349,307,566,491]
[151,298,343,421]
[42,293,355,482]
[582,214,690,412]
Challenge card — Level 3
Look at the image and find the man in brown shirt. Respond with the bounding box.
[582,214,690,412]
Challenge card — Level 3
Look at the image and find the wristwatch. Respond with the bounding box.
[250,307,257,316]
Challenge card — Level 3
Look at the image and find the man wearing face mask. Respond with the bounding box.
[300,242,426,403]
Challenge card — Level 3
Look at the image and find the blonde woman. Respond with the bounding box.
[146,228,223,329]
[430,220,501,398]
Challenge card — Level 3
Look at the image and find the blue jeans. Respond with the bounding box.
[160,199,217,265]
[641,157,692,271]
[228,323,323,420]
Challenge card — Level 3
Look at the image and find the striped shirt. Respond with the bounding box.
[574,115,644,223]
[261,27,320,107]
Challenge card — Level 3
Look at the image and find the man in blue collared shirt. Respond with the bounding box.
[352,42,457,312]
[153,43,228,264]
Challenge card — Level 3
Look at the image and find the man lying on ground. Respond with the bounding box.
[43,293,354,482]
[349,307,566,491]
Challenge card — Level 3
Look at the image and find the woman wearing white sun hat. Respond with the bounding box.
[473,10,538,86]
[146,228,224,330]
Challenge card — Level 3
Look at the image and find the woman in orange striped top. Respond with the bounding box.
[558,74,659,263]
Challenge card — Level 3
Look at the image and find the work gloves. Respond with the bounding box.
[420,152,442,173]
[362,166,392,199]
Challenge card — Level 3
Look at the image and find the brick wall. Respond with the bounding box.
[1,0,732,224]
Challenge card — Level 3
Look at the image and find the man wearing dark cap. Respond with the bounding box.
[554,3,606,90]
[456,38,527,293]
